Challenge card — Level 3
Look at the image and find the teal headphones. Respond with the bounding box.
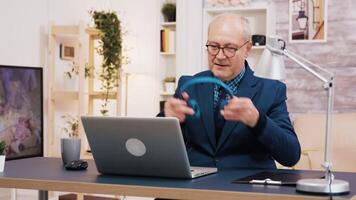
[179,77,234,119]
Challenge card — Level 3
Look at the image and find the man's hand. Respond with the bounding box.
[164,92,195,123]
[221,96,260,127]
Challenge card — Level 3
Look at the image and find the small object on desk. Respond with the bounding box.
[64,160,88,170]
[232,171,324,186]
[249,178,282,185]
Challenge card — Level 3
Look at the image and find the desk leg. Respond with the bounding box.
[38,191,48,200]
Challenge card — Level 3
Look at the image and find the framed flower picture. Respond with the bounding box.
[289,0,327,43]
[0,65,43,160]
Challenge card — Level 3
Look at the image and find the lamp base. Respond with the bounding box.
[296,178,350,194]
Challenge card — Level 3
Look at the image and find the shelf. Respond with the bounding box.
[85,27,101,39]
[51,91,79,101]
[160,52,176,56]
[161,22,176,27]
[160,91,175,96]
[89,91,118,100]
[205,7,267,13]
[252,45,266,50]
[204,2,268,13]
[51,25,80,36]
[51,91,118,101]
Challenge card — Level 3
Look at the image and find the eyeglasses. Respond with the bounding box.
[206,41,249,58]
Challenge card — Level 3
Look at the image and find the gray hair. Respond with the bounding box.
[208,13,251,41]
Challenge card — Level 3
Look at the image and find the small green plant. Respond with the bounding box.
[64,61,78,79]
[64,62,94,79]
[0,141,6,155]
[161,3,176,22]
[61,115,79,138]
[163,76,176,82]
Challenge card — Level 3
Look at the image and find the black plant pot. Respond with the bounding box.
[164,14,176,22]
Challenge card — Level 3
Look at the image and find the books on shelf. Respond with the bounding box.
[160,28,176,54]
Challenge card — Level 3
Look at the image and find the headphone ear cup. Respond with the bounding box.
[188,99,201,119]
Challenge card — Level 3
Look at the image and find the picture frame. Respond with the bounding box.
[0,65,43,160]
[289,0,327,43]
[60,43,76,60]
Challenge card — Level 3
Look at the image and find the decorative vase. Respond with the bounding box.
[61,138,81,165]
[0,155,5,172]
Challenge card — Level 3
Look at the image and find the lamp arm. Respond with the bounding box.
[324,82,334,176]
[287,50,334,77]
[265,42,334,83]
[262,37,349,193]
[283,49,331,84]
[281,48,334,177]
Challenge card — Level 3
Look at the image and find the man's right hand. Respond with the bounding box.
[164,92,195,123]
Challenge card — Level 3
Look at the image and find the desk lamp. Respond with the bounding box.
[254,36,350,194]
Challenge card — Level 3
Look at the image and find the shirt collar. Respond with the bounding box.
[214,66,246,96]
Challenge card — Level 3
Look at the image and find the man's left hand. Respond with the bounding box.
[221,96,259,128]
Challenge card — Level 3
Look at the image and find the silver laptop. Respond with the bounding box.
[81,116,217,179]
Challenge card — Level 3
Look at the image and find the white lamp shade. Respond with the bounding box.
[255,47,286,80]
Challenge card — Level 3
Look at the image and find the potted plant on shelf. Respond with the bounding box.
[163,76,176,94]
[0,140,7,172]
[60,115,81,165]
[64,61,94,79]
[161,2,176,22]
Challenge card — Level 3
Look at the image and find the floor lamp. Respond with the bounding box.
[254,36,350,194]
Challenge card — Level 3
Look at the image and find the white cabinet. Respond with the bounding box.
[159,22,176,97]
[158,0,177,108]
[202,1,276,69]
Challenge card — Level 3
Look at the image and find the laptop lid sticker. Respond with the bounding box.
[125,138,146,157]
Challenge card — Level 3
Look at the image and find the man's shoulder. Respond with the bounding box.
[254,75,286,93]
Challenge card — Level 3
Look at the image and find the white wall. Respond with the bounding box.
[0,0,162,118]
[47,0,161,117]
[0,1,48,67]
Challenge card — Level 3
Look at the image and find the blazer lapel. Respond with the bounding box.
[197,76,216,150]
[217,64,259,151]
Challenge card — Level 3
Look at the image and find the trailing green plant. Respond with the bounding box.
[161,2,176,22]
[61,115,79,138]
[90,10,122,115]
[0,140,6,155]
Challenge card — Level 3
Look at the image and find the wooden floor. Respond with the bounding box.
[59,193,119,200]
[0,189,154,200]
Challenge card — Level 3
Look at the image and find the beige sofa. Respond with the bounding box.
[292,112,356,172]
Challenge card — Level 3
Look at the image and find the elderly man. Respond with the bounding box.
[158,13,300,169]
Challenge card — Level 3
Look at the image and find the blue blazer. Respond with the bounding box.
[158,64,301,169]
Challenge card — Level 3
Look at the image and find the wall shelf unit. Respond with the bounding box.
[158,0,177,109]
[47,24,123,158]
